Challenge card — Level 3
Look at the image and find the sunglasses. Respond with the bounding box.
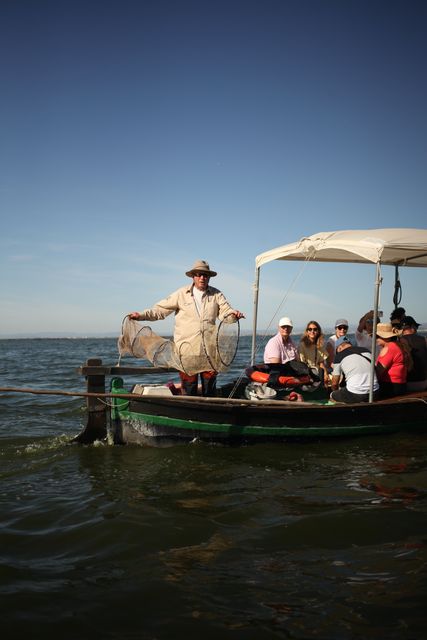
[336,325,348,330]
[307,327,319,332]
[280,325,292,330]
[194,273,209,278]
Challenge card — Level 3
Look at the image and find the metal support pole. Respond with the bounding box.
[369,263,382,402]
[251,267,260,365]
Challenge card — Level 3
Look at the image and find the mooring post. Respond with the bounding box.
[73,357,107,443]
[86,357,106,412]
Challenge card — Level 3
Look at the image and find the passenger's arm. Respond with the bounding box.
[331,375,341,391]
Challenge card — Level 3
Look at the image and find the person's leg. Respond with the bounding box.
[201,370,217,397]
[330,387,370,403]
[179,372,199,396]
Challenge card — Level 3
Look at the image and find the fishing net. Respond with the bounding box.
[118,315,240,375]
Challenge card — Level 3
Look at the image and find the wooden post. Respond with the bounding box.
[72,358,107,444]
[86,358,106,413]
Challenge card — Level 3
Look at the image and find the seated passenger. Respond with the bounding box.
[355,310,379,355]
[375,323,407,398]
[326,318,349,370]
[330,335,379,404]
[400,316,427,392]
[390,307,406,330]
[264,317,299,366]
[299,320,329,387]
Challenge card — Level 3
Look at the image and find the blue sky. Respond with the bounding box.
[1,0,426,337]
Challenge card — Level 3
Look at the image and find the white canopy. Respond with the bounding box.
[256,229,427,269]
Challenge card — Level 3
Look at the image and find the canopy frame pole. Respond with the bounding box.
[369,262,382,402]
[251,266,260,365]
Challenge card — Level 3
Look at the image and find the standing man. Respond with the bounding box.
[129,260,244,396]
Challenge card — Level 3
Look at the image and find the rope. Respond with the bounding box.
[393,266,402,308]
[0,386,138,400]
[227,255,313,398]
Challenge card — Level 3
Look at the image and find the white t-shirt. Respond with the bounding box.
[192,287,204,315]
[332,346,379,395]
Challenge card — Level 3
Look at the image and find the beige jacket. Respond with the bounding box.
[138,284,236,350]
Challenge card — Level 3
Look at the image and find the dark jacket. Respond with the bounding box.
[401,334,427,382]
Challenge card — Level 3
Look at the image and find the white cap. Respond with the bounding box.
[279,316,293,327]
[335,318,349,327]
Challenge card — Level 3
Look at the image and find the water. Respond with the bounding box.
[0,337,426,639]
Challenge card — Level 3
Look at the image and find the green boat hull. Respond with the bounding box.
[108,378,427,445]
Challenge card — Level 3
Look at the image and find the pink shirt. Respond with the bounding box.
[264,333,299,364]
[376,341,406,383]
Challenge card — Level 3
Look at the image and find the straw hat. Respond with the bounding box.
[185,260,217,277]
[376,322,402,339]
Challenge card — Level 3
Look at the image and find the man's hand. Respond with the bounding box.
[233,310,245,320]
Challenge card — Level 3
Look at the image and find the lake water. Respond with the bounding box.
[0,337,426,639]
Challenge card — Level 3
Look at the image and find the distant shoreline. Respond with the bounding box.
[1,327,426,340]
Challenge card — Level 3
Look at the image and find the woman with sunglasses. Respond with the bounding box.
[299,321,329,387]
[326,318,349,370]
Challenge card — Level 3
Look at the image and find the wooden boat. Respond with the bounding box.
[78,228,427,445]
[108,376,427,445]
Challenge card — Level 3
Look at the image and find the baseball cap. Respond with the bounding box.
[335,318,348,327]
[402,315,420,328]
[336,335,352,348]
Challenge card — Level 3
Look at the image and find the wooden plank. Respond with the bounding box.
[3,385,426,406]
[77,365,178,375]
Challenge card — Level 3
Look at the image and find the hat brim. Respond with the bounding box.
[376,330,402,339]
[186,270,217,277]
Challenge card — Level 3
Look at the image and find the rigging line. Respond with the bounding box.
[228,256,313,398]
[255,255,313,359]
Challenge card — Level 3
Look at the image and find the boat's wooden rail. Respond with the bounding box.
[78,359,177,377]
[74,358,179,443]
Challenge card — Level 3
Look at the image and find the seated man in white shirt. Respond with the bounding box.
[330,335,380,403]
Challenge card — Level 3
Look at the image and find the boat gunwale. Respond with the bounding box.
[113,387,427,411]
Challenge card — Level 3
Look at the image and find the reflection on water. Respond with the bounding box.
[0,339,426,638]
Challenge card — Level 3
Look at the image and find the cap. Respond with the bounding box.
[279,317,293,327]
[335,335,351,348]
[402,315,420,328]
[335,318,349,327]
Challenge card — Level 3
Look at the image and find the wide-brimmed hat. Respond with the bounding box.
[402,315,420,329]
[376,323,402,339]
[185,260,217,278]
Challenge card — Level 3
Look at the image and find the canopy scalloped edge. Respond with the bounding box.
[256,228,427,269]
